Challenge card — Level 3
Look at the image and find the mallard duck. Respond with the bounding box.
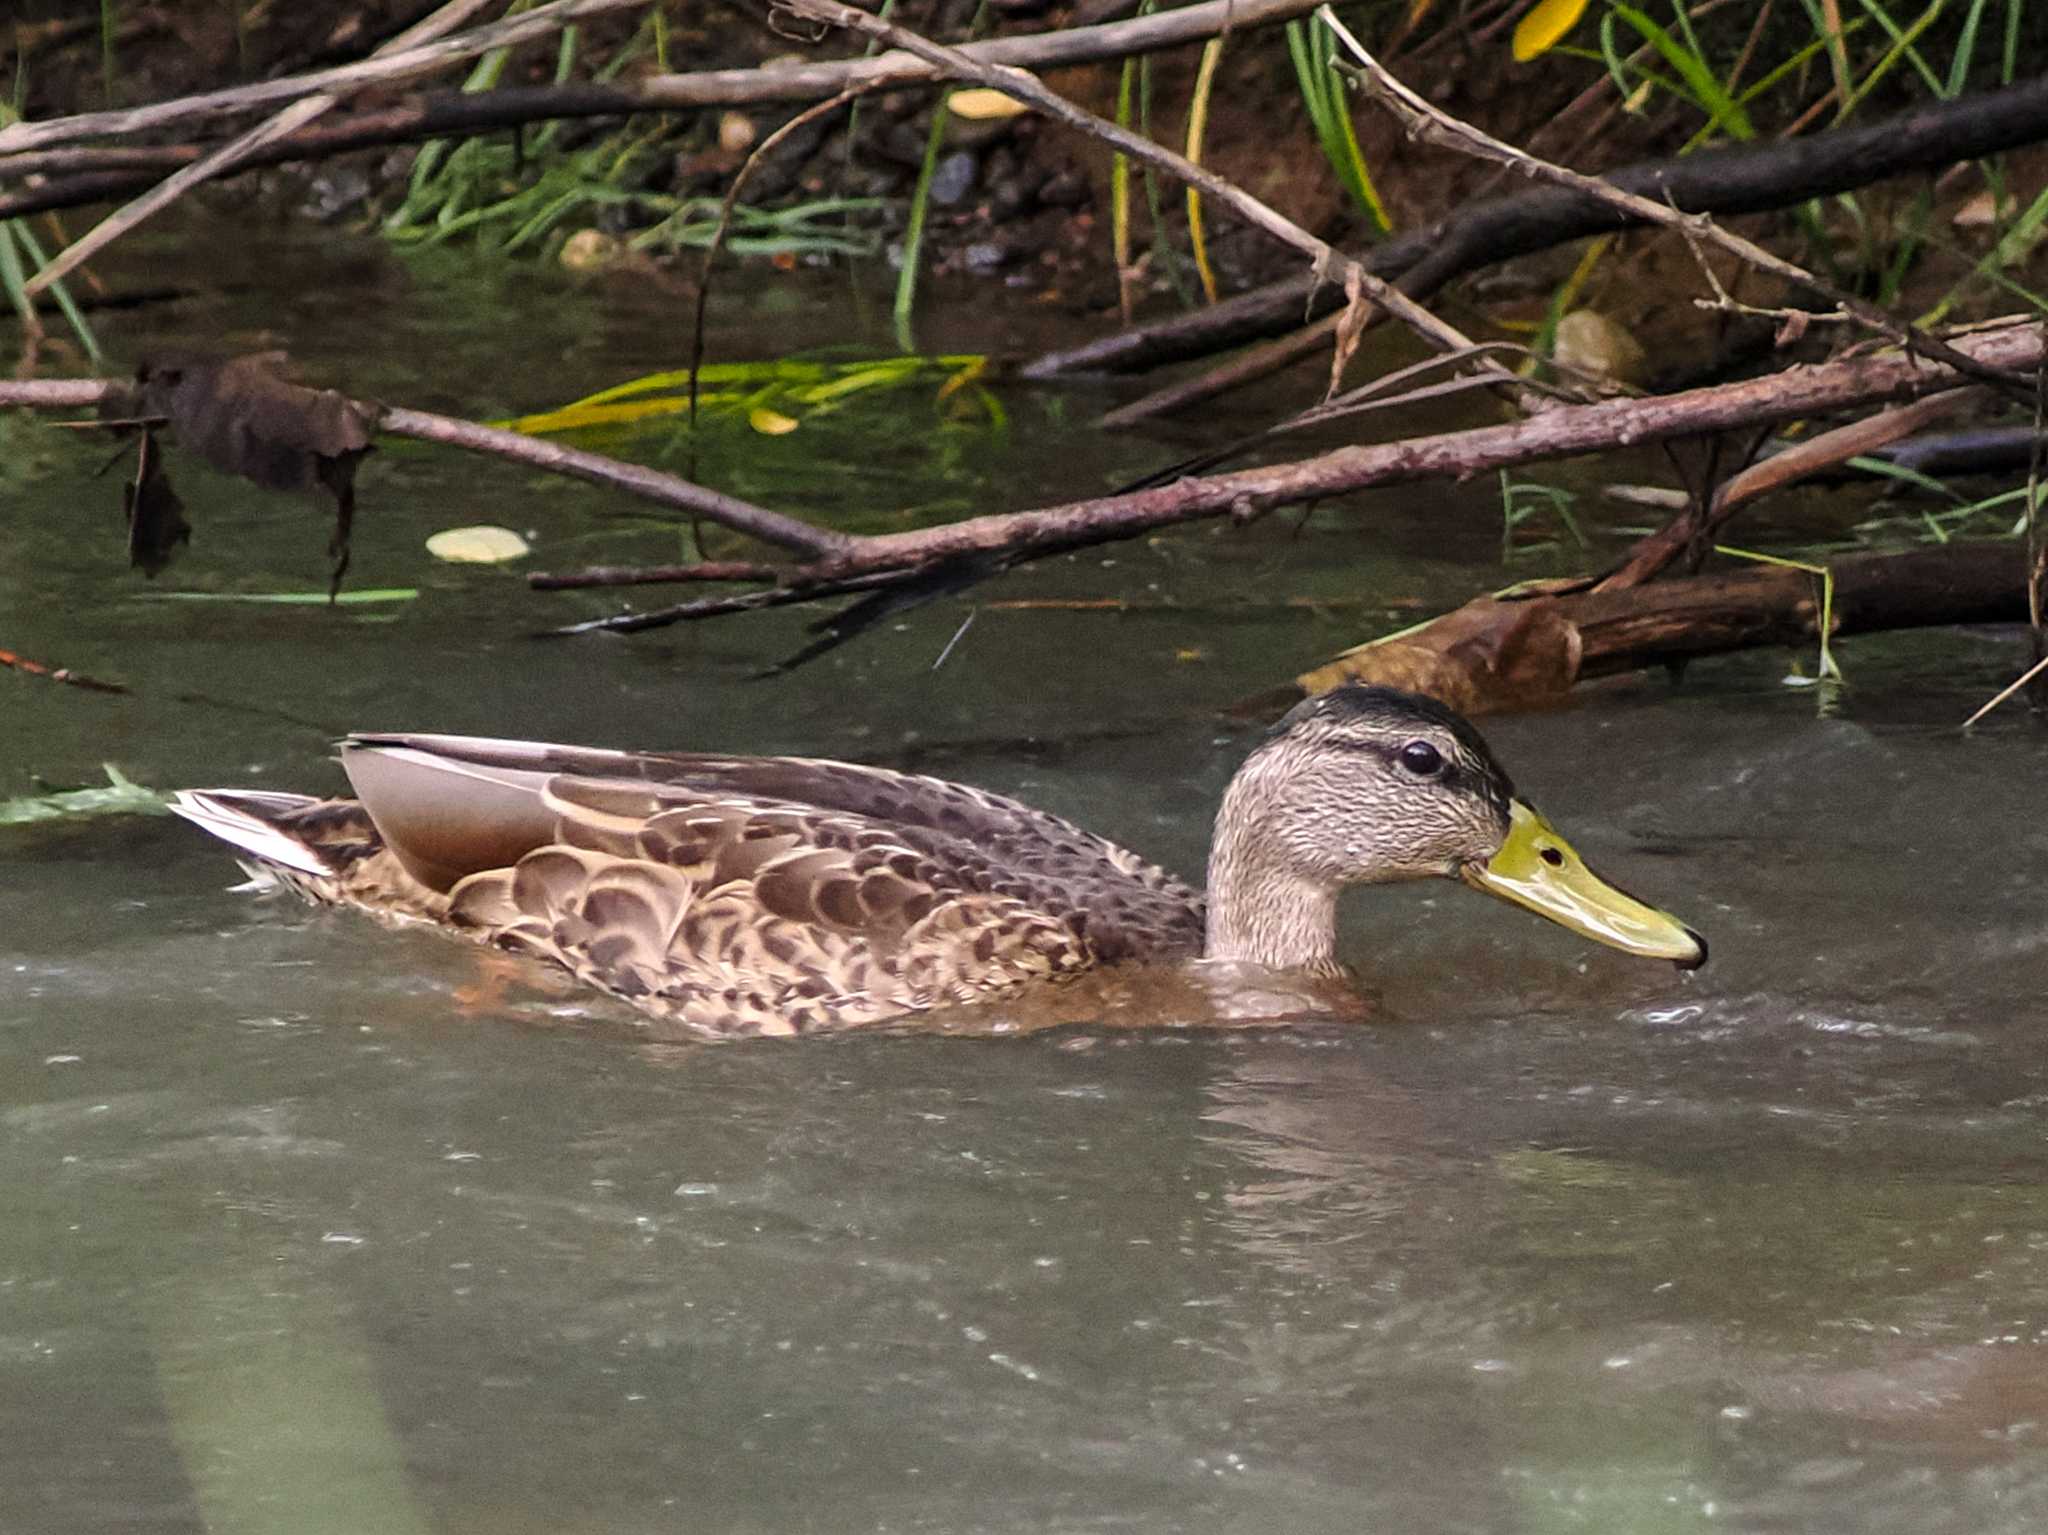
[171,684,1704,1037]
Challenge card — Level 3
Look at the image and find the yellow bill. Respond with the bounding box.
[1462,800,1706,969]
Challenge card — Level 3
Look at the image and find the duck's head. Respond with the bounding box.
[1203,684,1706,975]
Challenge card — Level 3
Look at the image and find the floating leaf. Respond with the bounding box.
[948,88,1029,120]
[748,406,800,436]
[426,525,531,563]
[1512,0,1592,61]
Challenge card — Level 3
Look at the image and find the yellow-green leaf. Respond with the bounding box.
[1512,0,1593,61]
[748,406,800,436]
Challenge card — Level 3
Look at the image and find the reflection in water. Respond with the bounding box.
[1197,1025,2048,1530]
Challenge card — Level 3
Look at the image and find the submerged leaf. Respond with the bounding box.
[426,525,531,563]
[748,406,800,436]
[0,765,168,827]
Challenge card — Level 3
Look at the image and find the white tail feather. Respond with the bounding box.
[169,791,334,878]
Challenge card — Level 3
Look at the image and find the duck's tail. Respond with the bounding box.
[169,790,336,880]
[170,789,449,923]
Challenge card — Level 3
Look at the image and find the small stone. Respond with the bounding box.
[878,122,935,169]
[304,166,371,223]
[717,111,757,155]
[929,150,978,207]
[559,228,622,271]
[963,241,1012,274]
[1553,309,1648,388]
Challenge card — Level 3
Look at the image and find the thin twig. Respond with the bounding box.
[0,646,128,694]
[528,560,782,590]
[688,85,874,467]
[0,0,653,156]
[377,406,851,557]
[1960,650,2048,728]
[1315,5,2035,405]
[774,0,1537,407]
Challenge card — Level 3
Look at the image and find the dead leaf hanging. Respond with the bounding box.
[122,425,190,577]
[135,353,377,598]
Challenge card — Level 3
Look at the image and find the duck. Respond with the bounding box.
[170,684,1705,1038]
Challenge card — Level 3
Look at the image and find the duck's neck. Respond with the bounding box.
[1202,787,1342,976]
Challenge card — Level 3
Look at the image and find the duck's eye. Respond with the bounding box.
[1397,740,1444,777]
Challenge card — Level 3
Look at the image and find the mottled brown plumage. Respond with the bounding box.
[172,687,1704,1037]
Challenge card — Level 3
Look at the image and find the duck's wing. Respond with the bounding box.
[335,739,1132,1033]
[344,733,1205,962]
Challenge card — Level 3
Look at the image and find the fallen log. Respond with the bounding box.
[1279,540,2033,718]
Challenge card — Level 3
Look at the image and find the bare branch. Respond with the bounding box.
[0,378,849,559]
[1316,5,2036,403]
[23,0,504,297]
[775,0,1538,406]
[0,0,654,155]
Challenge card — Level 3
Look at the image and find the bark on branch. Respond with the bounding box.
[1284,540,2033,717]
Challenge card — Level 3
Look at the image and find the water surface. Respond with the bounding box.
[5,218,2048,1533]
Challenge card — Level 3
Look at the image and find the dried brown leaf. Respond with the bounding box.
[122,426,189,577]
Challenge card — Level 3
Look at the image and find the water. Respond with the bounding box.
[5,217,2048,1533]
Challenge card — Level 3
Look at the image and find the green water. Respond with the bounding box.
[5,219,2048,1534]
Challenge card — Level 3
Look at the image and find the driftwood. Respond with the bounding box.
[1281,541,2033,718]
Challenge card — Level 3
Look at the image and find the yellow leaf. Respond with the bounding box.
[1512,0,1593,61]
[947,88,1029,120]
[425,525,530,564]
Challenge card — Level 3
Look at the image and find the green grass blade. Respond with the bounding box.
[1607,3,1756,138]
[1845,0,1952,104]
[1945,0,1991,96]
[137,589,419,605]
[6,218,102,364]
[893,94,950,350]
